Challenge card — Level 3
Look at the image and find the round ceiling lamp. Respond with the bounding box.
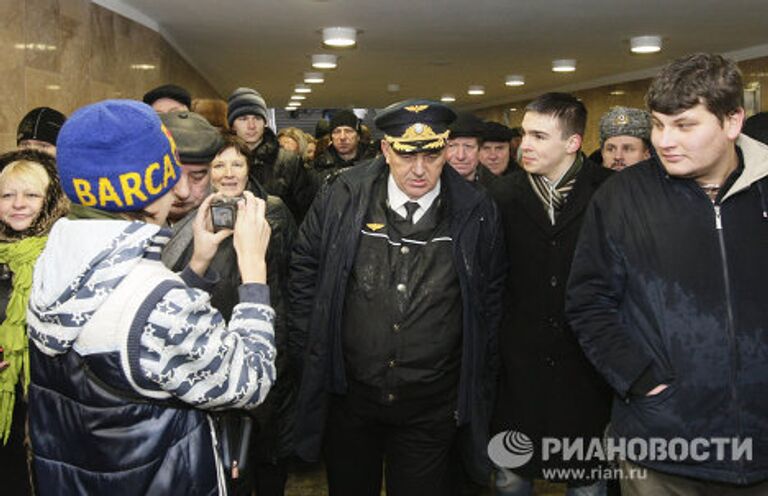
[312,54,338,69]
[322,27,357,47]
[630,35,662,54]
[467,85,485,95]
[295,84,312,93]
[552,59,577,72]
[505,75,525,87]
[441,94,456,102]
[304,72,325,84]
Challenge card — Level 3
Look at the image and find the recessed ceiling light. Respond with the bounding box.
[295,84,312,93]
[630,35,662,54]
[290,94,306,101]
[285,106,298,111]
[304,72,325,84]
[322,27,357,48]
[288,101,302,107]
[552,59,576,72]
[468,85,485,96]
[130,64,156,70]
[312,54,338,69]
[509,107,518,112]
[387,83,400,93]
[505,75,525,87]
[610,90,626,96]
[45,84,61,91]
[441,94,456,103]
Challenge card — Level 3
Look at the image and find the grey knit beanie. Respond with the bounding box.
[227,87,268,127]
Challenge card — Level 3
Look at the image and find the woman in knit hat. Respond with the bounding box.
[0,149,69,495]
[25,100,276,495]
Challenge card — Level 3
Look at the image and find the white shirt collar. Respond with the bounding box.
[387,174,441,224]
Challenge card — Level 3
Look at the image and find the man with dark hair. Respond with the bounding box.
[142,84,192,113]
[567,53,768,494]
[228,87,313,223]
[489,92,612,496]
[310,109,375,184]
[446,112,485,182]
[598,106,652,171]
[16,107,66,156]
[290,99,505,495]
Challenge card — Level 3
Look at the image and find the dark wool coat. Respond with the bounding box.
[288,157,506,483]
[488,157,613,480]
[567,135,768,485]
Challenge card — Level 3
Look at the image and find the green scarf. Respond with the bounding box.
[0,235,47,444]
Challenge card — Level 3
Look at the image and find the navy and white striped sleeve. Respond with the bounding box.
[135,282,276,409]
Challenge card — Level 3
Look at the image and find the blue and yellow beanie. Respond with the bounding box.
[57,100,182,212]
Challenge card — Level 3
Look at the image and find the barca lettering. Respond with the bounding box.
[70,152,177,208]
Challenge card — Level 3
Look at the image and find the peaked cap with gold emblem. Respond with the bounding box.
[599,106,651,146]
[374,99,456,153]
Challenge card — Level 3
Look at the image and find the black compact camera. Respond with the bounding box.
[210,196,243,232]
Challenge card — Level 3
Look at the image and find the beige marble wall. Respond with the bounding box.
[0,0,220,152]
[476,56,768,154]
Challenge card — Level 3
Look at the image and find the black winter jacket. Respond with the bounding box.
[288,157,506,482]
[251,128,314,224]
[566,135,768,484]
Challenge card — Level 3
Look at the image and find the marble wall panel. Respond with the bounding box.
[88,4,116,84]
[24,0,61,73]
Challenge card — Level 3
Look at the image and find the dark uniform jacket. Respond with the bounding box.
[489,158,613,480]
[566,135,768,485]
[288,156,506,482]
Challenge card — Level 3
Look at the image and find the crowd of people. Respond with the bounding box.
[0,52,767,496]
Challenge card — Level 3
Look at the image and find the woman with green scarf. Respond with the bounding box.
[0,149,69,495]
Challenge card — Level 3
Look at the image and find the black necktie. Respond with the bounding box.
[404,201,420,224]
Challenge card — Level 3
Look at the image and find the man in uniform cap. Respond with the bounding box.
[142,84,192,113]
[290,99,506,495]
[599,106,652,171]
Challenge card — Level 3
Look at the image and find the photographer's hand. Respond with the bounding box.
[233,191,271,284]
[190,194,233,277]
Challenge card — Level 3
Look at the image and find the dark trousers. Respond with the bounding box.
[323,392,458,496]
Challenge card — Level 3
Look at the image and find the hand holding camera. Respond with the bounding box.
[233,191,271,284]
[189,193,236,277]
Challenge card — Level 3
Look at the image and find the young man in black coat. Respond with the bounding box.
[488,93,613,496]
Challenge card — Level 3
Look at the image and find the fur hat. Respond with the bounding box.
[16,107,67,146]
[227,87,268,127]
[56,100,182,212]
[0,149,69,240]
[449,112,485,140]
[329,110,360,133]
[599,106,651,146]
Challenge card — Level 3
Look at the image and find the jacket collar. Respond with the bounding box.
[723,134,768,201]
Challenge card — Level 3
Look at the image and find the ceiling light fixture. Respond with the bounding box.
[130,64,156,70]
[387,83,400,93]
[610,90,626,96]
[285,106,298,111]
[509,108,518,112]
[312,54,338,69]
[322,27,357,48]
[290,94,306,101]
[630,35,662,54]
[505,75,525,87]
[295,84,312,93]
[441,94,456,103]
[552,59,576,72]
[467,85,485,96]
[304,72,325,84]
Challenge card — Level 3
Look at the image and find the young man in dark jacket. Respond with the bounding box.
[567,53,768,494]
[488,93,613,496]
[228,87,314,223]
[289,99,506,496]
